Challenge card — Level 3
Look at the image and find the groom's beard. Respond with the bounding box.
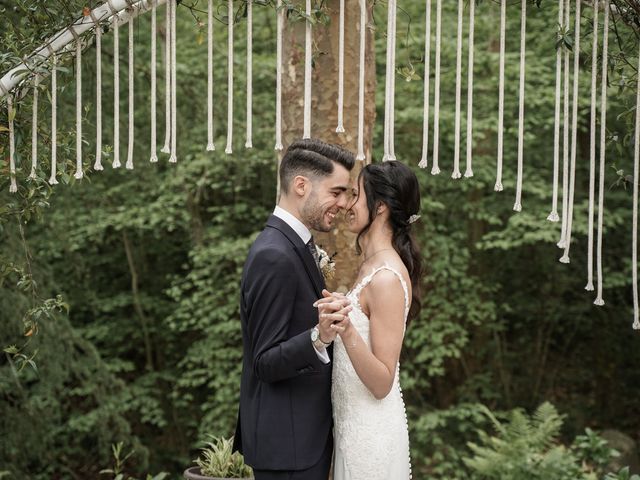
[302,191,332,233]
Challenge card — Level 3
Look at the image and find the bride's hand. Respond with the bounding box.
[315,290,351,343]
[313,289,348,307]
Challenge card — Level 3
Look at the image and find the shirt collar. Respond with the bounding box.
[273,206,312,244]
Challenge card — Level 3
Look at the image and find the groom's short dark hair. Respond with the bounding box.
[279,139,356,193]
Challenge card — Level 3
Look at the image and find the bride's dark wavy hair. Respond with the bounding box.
[354,161,422,321]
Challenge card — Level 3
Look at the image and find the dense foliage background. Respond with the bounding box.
[1,0,640,478]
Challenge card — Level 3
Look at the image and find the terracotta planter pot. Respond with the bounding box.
[183,466,252,480]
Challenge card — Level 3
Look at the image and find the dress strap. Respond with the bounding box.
[351,264,410,319]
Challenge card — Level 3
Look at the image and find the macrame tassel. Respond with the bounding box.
[93,12,104,170]
[388,1,397,161]
[8,95,17,193]
[560,0,582,264]
[126,18,135,170]
[585,0,599,290]
[274,0,283,151]
[49,53,59,185]
[464,0,475,178]
[632,30,640,329]
[383,0,394,162]
[594,0,610,307]
[558,0,571,248]
[73,30,83,180]
[452,0,464,179]
[246,0,253,148]
[356,0,367,161]
[206,0,216,151]
[418,0,431,169]
[548,0,564,222]
[495,0,506,191]
[169,0,177,162]
[303,0,312,140]
[150,1,159,162]
[113,14,121,168]
[30,76,39,179]
[431,0,442,174]
[225,0,234,153]
[161,1,171,154]
[336,0,345,134]
[513,0,527,212]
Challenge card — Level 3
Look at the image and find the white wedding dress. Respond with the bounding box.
[332,265,412,480]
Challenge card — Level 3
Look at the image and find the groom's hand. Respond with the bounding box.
[315,291,351,343]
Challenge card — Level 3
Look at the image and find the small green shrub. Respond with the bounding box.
[195,436,253,478]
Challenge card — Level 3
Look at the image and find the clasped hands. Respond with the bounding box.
[313,289,352,344]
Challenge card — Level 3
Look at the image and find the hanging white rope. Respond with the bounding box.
[495,0,506,191]
[356,0,367,161]
[548,0,564,221]
[336,0,345,134]
[631,34,640,330]
[586,0,600,290]
[513,0,527,212]
[274,0,283,151]
[595,0,610,306]
[150,1,158,162]
[169,0,177,162]
[206,0,215,151]
[452,0,464,179]
[632,29,640,329]
[161,1,171,154]
[126,17,135,170]
[8,95,17,193]
[246,0,253,148]
[418,0,431,169]
[383,0,394,162]
[92,11,104,170]
[30,76,39,179]
[464,0,475,178]
[225,0,234,153]
[558,0,571,248]
[71,27,84,179]
[560,0,582,264]
[388,0,397,161]
[49,52,58,185]
[0,0,167,98]
[113,9,122,168]
[303,0,312,140]
[431,0,441,174]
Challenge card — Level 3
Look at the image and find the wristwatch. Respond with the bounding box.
[311,325,331,350]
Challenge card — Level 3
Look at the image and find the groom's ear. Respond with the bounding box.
[292,175,310,198]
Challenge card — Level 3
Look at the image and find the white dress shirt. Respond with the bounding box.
[273,206,330,364]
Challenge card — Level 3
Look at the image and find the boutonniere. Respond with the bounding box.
[316,246,337,280]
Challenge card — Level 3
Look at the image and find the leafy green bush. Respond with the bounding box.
[463,403,618,480]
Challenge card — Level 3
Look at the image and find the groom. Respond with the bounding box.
[233,139,355,480]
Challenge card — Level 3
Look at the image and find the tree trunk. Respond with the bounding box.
[281,0,377,291]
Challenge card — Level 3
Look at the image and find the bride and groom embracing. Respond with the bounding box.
[233,138,422,480]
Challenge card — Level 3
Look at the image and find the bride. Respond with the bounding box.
[317,160,422,480]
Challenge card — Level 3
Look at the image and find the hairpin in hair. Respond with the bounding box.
[408,214,421,225]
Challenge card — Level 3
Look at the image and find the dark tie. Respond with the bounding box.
[306,237,321,270]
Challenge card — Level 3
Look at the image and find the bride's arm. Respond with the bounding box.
[333,270,406,400]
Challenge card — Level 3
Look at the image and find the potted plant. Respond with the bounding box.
[183,436,253,480]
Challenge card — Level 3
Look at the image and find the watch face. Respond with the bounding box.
[311,328,319,342]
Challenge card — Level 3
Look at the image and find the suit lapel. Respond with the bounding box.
[266,215,325,297]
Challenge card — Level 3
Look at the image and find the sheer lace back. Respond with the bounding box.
[332,264,412,480]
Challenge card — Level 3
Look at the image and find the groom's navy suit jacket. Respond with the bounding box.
[234,215,332,471]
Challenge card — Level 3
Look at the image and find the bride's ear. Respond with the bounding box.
[376,202,388,215]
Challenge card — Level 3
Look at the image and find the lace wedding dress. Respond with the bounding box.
[332,265,412,480]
